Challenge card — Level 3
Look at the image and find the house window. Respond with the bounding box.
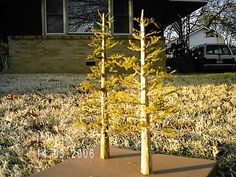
[113,0,132,34]
[68,0,108,33]
[43,0,132,35]
[45,0,64,33]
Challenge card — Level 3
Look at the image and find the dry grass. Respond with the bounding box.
[0,73,236,177]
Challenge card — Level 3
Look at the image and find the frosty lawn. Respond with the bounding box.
[0,73,235,176]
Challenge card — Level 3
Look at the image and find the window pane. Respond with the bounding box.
[46,0,64,33]
[221,46,231,55]
[47,16,64,33]
[113,0,129,33]
[206,45,231,55]
[114,17,129,33]
[114,0,128,14]
[46,0,63,15]
[68,0,108,33]
[206,45,218,55]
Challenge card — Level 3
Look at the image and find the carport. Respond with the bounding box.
[133,0,207,27]
[0,0,207,39]
[0,0,207,73]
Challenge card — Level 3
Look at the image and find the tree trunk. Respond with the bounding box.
[140,9,152,175]
[100,13,110,160]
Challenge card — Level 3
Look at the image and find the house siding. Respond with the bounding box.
[190,29,225,48]
[7,35,165,74]
[6,36,138,73]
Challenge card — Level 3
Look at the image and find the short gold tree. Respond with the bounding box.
[77,13,124,159]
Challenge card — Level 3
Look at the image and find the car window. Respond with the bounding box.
[221,46,231,55]
[206,45,216,55]
[206,45,231,55]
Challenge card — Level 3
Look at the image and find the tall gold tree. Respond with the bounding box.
[121,9,176,175]
[100,13,109,159]
[140,10,152,175]
[77,10,176,175]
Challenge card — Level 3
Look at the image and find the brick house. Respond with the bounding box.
[0,0,207,73]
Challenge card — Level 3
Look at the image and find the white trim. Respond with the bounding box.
[67,32,94,35]
[204,64,235,67]
[41,0,45,35]
[129,0,133,34]
[108,0,113,33]
[64,0,68,34]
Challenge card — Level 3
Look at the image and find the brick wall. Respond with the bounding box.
[7,35,165,73]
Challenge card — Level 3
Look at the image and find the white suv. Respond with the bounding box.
[191,43,236,70]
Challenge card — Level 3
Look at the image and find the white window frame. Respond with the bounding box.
[43,0,66,35]
[112,0,133,35]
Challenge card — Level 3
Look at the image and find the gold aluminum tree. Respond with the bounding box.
[77,10,176,175]
[77,13,124,159]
